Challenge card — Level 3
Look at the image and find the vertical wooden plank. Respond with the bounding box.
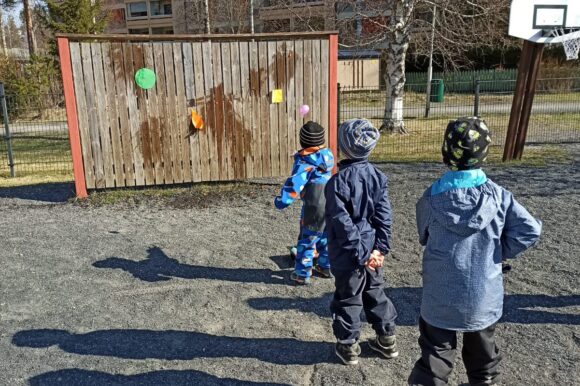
[268,41,280,176]
[173,42,193,183]
[143,43,164,184]
[258,41,271,177]
[214,42,228,180]
[182,42,202,182]
[219,42,236,180]
[163,42,183,183]
[312,39,321,125]
[202,41,219,181]
[249,41,263,178]
[193,41,211,181]
[112,42,135,187]
[58,38,88,197]
[320,38,330,145]
[239,41,253,179]
[81,42,105,188]
[91,43,115,188]
[294,40,304,149]
[276,41,289,174]
[70,42,95,190]
[328,34,339,168]
[123,42,145,186]
[286,40,296,165]
[230,41,245,179]
[153,42,173,184]
[102,42,125,188]
[303,39,313,146]
[131,43,155,186]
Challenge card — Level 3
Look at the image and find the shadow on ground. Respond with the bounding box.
[247,289,580,326]
[0,182,74,203]
[12,329,332,366]
[93,247,288,285]
[28,368,290,386]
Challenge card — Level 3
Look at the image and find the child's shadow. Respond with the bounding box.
[93,246,287,285]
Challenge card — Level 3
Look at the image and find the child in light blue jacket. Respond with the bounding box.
[409,117,542,386]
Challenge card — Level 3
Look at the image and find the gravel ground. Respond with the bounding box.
[1,146,579,386]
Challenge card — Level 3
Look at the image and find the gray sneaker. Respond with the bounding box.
[369,335,399,359]
[335,342,362,365]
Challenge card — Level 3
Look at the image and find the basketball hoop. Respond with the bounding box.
[560,30,580,60]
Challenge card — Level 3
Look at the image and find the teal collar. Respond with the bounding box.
[431,169,487,196]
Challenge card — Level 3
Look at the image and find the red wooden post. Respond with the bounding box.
[328,34,338,172]
[58,37,88,198]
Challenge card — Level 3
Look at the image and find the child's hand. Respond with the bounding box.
[365,250,384,271]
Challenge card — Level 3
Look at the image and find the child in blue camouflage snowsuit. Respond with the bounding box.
[275,121,335,285]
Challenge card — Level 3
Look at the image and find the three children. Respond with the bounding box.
[276,117,541,381]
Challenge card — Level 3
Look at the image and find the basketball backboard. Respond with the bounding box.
[509,0,580,43]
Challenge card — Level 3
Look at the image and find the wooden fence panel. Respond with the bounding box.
[66,35,335,191]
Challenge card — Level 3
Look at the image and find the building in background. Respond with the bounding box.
[102,0,174,35]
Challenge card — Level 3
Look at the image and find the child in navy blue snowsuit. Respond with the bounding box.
[275,121,334,285]
[408,117,542,386]
[325,119,398,366]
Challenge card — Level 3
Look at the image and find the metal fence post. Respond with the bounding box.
[474,79,481,117]
[0,83,15,177]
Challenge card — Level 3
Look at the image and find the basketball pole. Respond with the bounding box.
[503,40,544,161]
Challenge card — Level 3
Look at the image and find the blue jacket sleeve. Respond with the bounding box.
[372,176,392,255]
[325,176,369,266]
[274,157,310,210]
[416,190,431,246]
[501,192,542,259]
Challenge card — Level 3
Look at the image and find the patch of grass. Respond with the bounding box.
[0,131,72,184]
[79,181,253,207]
[341,90,580,109]
[0,172,73,188]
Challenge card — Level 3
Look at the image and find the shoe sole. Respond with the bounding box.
[313,267,333,279]
[368,341,399,359]
[335,348,359,365]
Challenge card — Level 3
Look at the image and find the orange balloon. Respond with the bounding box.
[191,111,204,129]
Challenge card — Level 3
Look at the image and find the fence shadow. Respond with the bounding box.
[12,328,332,366]
[0,182,74,203]
[93,246,288,285]
[29,368,290,386]
[247,288,580,326]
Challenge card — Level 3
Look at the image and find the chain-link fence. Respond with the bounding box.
[0,83,71,181]
[339,77,580,162]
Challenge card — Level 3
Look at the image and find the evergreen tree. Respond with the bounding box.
[41,0,108,34]
[6,14,22,49]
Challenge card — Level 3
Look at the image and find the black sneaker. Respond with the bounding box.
[313,265,333,279]
[369,335,399,359]
[335,342,361,365]
[290,272,310,285]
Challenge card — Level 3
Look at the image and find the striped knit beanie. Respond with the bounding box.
[299,121,326,148]
[338,119,380,159]
[442,117,492,171]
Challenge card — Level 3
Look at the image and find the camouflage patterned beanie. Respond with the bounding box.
[442,117,492,171]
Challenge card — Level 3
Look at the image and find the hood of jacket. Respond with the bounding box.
[296,146,333,172]
[429,182,502,237]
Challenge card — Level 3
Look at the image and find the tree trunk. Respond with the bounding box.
[22,0,36,56]
[204,0,211,34]
[380,0,415,134]
[0,7,6,56]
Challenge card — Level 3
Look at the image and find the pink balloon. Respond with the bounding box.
[299,104,310,117]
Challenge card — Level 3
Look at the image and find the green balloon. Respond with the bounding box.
[135,68,156,90]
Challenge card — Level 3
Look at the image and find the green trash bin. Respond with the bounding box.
[430,79,444,103]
